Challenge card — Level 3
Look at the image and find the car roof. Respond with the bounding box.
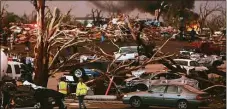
[152,82,186,86]
[120,46,138,49]
[173,59,193,61]
[8,61,23,65]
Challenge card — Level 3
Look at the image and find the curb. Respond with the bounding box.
[65,99,122,104]
[65,95,118,101]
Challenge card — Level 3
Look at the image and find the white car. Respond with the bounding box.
[114,46,146,61]
[179,50,194,55]
[4,61,23,80]
[190,53,202,61]
[173,59,208,75]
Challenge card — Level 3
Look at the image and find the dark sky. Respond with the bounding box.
[1,1,226,18]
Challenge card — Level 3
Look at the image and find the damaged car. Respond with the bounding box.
[173,59,208,75]
[120,72,199,93]
[201,85,226,103]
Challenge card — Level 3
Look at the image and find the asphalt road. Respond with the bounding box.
[14,102,211,109]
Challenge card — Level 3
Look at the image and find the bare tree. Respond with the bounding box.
[207,14,225,32]
[198,1,223,30]
[91,9,103,26]
[0,2,8,29]
[103,1,120,17]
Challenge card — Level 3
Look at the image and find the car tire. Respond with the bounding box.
[177,100,188,109]
[34,102,41,109]
[130,97,143,108]
[0,91,3,109]
[70,68,88,82]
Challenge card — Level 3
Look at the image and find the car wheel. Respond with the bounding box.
[70,68,88,82]
[130,97,142,108]
[0,91,3,109]
[177,100,188,109]
[34,102,41,109]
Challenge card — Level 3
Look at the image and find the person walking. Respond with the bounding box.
[76,78,88,109]
[190,28,197,42]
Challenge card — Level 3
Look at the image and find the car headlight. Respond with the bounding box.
[123,95,128,97]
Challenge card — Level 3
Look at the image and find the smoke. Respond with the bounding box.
[90,0,195,14]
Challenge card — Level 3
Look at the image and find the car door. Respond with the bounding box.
[145,85,167,106]
[163,85,182,106]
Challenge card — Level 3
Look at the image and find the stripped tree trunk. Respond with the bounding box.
[33,0,49,87]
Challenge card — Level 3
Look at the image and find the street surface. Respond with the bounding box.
[14,102,210,109]
[66,102,210,109]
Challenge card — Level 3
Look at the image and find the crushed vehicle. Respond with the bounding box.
[0,80,66,109]
[179,50,194,59]
[123,83,211,109]
[114,46,146,61]
[201,85,226,103]
[189,53,203,61]
[173,59,208,75]
[120,72,199,93]
[197,55,223,67]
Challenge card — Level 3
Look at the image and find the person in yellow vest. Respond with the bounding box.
[76,78,88,109]
[58,77,68,95]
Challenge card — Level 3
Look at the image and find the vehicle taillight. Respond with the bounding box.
[163,67,168,71]
[196,95,203,100]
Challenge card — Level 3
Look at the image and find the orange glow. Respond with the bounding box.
[186,22,200,32]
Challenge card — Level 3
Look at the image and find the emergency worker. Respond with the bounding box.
[76,78,88,109]
[58,77,68,95]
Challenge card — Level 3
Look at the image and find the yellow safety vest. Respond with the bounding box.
[76,82,88,96]
[59,81,67,95]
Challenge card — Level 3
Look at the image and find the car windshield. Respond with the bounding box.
[140,73,151,79]
[181,52,190,55]
[174,60,188,66]
[119,47,137,53]
[190,61,200,66]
